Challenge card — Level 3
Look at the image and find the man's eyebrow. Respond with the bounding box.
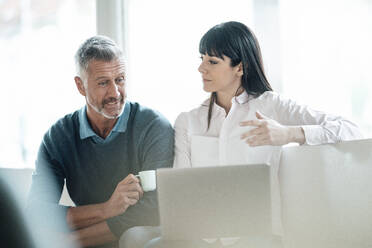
[115,73,126,79]
[95,76,108,81]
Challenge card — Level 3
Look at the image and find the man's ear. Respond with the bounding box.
[236,63,244,77]
[74,76,86,96]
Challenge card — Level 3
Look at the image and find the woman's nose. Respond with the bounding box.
[198,62,206,74]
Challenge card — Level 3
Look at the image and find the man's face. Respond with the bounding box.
[76,59,126,120]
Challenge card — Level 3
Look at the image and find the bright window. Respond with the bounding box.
[125,0,254,123]
[0,0,96,168]
[280,0,372,136]
[126,0,372,137]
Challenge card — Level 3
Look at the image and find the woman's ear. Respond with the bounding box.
[236,63,244,77]
[74,76,86,96]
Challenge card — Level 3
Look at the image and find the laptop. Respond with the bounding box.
[156,164,271,240]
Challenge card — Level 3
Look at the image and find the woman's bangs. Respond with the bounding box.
[199,30,224,59]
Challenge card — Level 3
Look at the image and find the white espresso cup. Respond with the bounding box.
[136,170,156,192]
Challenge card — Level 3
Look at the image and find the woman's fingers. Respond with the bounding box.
[240,127,263,139]
[240,119,263,127]
[245,135,270,146]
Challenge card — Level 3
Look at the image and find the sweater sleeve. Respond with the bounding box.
[106,114,174,237]
[26,137,69,231]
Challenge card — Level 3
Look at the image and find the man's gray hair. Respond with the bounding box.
[75,35,123,77]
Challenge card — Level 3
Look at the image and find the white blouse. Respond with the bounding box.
[174,91,362,168]
[173,90,363,236]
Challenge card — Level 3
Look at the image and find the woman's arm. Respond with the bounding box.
[240,92,363,146]
[173,113,193,168]
[240,111,305,146]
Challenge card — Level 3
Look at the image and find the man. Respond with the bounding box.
[27,36,174,248]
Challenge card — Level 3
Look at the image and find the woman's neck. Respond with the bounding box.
[216,87,244,115]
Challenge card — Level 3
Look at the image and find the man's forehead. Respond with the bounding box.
[87,58,126,75]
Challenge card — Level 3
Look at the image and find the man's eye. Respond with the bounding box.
[209,60,218,65]
[116,77,125,84]
[98,81,108,86]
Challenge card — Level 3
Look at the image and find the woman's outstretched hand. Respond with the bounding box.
[240,111,305,146]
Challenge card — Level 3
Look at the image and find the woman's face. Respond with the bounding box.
[198,54,242,95]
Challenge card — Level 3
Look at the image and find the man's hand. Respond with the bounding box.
[103,174,144,219]
[66,175,143,247]
[240,111,305,146]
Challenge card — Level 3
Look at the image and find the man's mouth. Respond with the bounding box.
[103,97,123,107]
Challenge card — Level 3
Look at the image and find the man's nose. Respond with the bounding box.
[107,81,120,97]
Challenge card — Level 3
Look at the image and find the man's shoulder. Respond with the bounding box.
[44,110,80,142]
[127,102,173,140]
[129,101,170,126]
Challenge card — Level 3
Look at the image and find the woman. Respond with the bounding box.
[146,21,363,248]
[174,21,362,168]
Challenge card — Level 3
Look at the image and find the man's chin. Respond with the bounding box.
[100,111,119,119]
[101,114,118,119]
[99,100,125,119]
[102,107,124,119]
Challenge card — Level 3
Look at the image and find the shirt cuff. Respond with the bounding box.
[301,125,327,145]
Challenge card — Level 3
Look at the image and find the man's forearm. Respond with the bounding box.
[67,202,109,230]
[70,221,117,247]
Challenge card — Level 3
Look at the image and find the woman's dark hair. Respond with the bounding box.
[199,21,273,128]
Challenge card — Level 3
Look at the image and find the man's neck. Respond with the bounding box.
[86,109,118,139]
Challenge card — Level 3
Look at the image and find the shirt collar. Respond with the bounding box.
[201,90,252,107]
[79,101,130,140]
[233,90,251,104]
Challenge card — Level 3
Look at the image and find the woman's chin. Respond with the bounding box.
[203,85,214,93]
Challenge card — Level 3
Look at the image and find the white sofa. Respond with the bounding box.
[280,138,372,248]
[0,168,73,207]
[1,139,371,247]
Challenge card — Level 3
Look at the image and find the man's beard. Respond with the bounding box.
[90,95,126,119]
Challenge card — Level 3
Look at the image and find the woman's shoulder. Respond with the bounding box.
[179,99,209,117]
[255,90,280,101]
[252,91,291,106]
[174,100,209,127]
